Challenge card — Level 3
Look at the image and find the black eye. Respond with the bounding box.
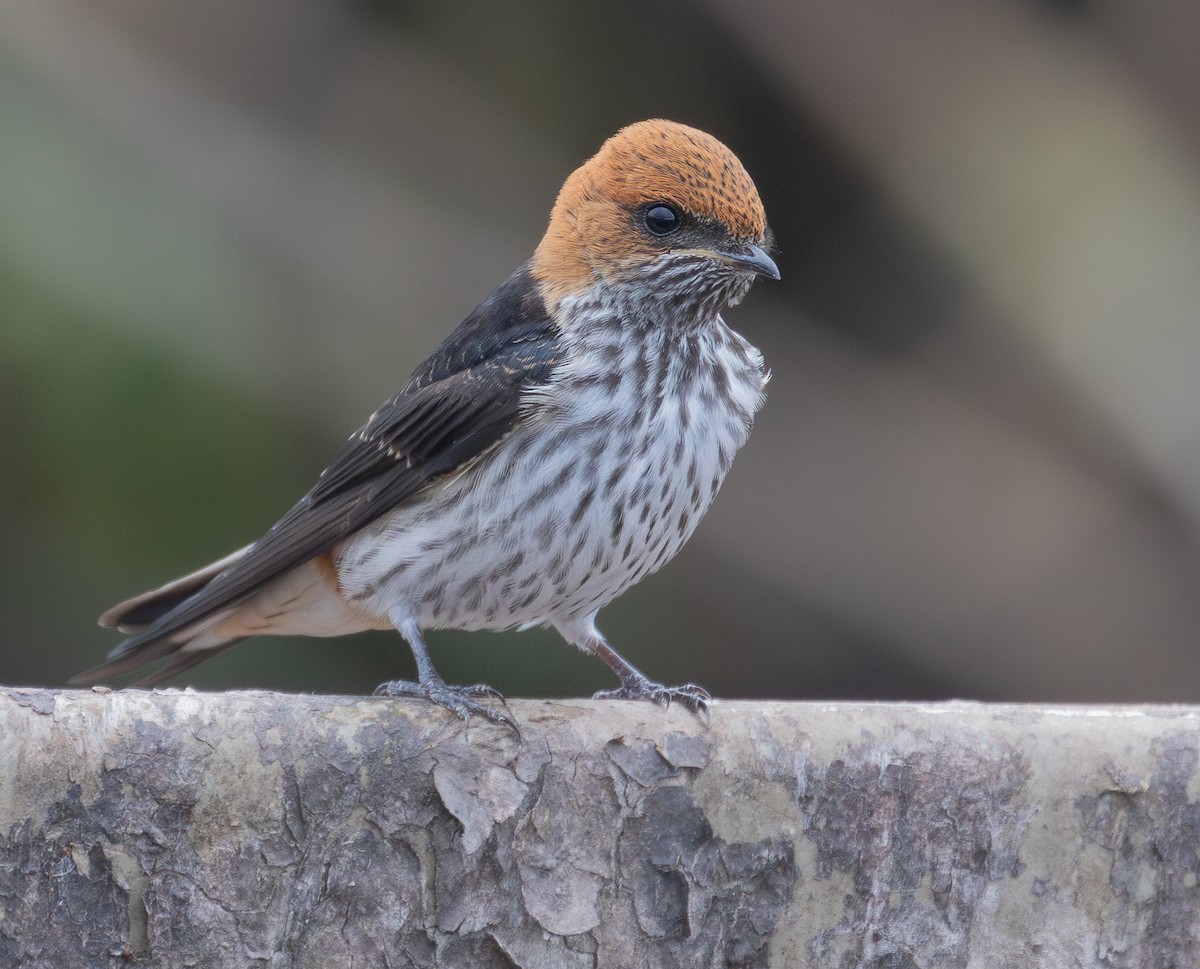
[644,203,681,236]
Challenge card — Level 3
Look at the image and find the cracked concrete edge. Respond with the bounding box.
[0,688,1197,968]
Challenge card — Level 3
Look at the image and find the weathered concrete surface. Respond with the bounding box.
[0,689,1196,967]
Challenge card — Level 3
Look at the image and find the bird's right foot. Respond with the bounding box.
[593,674,711,716]
[373,677,518,733]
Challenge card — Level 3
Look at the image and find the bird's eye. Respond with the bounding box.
[644,203,681,236]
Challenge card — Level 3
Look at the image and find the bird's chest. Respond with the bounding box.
[335,320,765,630]
[553,319,765,484]
[516,321,765,616]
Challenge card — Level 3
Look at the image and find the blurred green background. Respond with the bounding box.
[4,0,1200,702]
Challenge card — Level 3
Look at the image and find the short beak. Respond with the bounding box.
[721,243,781,280]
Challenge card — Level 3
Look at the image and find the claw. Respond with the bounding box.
[373,678,520,736]
[593,677,711,718]
[460,683,507,701]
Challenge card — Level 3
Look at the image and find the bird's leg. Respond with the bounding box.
[557,618,711,715]
[374,609,517,732]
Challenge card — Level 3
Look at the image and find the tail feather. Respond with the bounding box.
[79,548,366,687]
[78,546,251,686]
[72,607,242,686]
[130,639,247,688]
[71,639,245,687]
[99,546,251,632]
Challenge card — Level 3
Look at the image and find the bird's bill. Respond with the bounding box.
[714,243,780,280]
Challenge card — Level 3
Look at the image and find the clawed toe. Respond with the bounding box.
[373,678,421,698]
[593,678,711,716]
[653,683,711,714]
[373,678,518,734]
[460,683,506,700]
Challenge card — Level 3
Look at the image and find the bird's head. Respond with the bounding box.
[532,120,778,324]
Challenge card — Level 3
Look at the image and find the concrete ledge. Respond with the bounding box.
[3,689,1197,966]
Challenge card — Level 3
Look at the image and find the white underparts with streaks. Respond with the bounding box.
[334,293,767,635]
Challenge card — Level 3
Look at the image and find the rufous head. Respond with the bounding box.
[532,120,777,318]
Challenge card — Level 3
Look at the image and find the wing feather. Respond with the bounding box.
[92,263,562,672]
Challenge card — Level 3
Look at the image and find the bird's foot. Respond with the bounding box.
[373,678,518,733]
[593,674,711,716]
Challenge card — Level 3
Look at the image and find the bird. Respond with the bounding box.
[74,119,778,727]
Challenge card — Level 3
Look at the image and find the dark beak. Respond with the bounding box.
[722,243,781,280]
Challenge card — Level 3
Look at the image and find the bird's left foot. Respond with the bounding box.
[373,677,518,733]
[593,675,711,715]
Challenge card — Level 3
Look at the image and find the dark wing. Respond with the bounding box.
[97,263,562,667]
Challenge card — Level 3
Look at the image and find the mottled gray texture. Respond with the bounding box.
[0,690,1197,967]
